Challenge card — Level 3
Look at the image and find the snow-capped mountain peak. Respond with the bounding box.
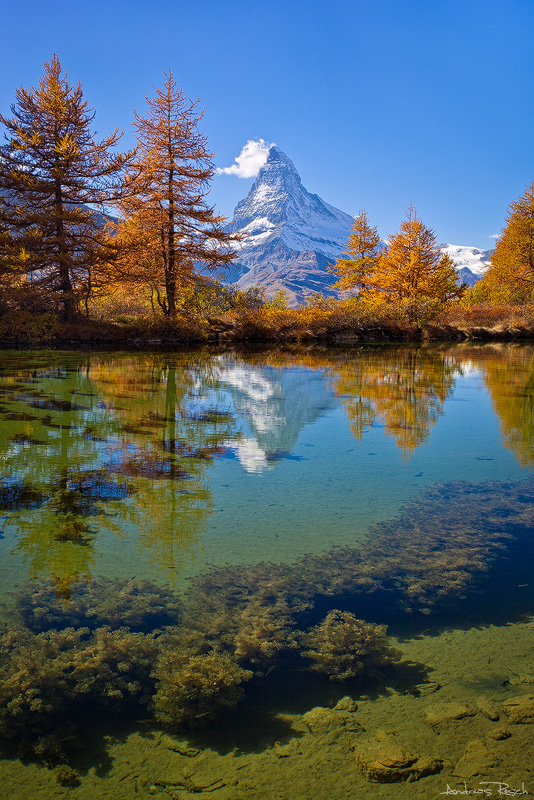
[226,146,490,304]
[233,146,354,259]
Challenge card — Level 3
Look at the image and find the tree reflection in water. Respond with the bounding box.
[0,353,237,594]
[328,347,459,459]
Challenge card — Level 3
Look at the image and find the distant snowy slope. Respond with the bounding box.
[440,244,492,285]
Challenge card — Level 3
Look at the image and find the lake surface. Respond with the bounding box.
[0,344,533,798]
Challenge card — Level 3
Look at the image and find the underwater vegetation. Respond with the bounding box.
[0,479,44,510]
[1,474,533,768]
[0,577,178,761]
[297,478,533,614]
[2,563,399,759]
[9,433,47,446]
[28,396,86,413]
[182,561,308,669]
[0,380,85,414]
[300,610,400,682]
[153,649,252,729]
[111,452,189,480]
[157,439,228,460]
[54,765,80,787]
[0,622,158,745]
[17,577,182,633]
[46,469,135,519]
[28,469,137,547]
[179,407,233,424]
[62,470,135,502]
[1,411,38,420]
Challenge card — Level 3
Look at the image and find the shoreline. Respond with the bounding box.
[1,320,534,349]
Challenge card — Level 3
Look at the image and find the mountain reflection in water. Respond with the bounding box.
[0,344,532,595]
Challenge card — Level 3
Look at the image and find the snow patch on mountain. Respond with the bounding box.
[440,244,492,277]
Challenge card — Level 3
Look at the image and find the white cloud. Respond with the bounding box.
[217,138,274,178]
[488,233,500,239]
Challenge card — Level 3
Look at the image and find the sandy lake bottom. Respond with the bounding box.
[1,617,533,800]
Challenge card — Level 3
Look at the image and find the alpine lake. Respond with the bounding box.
[0,343,533,800]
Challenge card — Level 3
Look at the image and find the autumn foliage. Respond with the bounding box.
[114,72,238,316]
[330,209,381,297]
[0,56,533,341]
[0,58,238,322]
[376,207,465,307]
[0,55,132,320]
[475,180,534,304]
[331,206,466,324]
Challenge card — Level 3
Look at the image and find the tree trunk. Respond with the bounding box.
[165,163,177,316]
[55,175,76,321]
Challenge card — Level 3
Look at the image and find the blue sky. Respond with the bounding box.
[1,0,533,248]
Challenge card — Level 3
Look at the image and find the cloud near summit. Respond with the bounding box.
[217,139,274,178]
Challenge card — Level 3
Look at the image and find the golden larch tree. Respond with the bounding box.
[116,72,238,316]
[479,180,534,303]
[0,55,132,319]
[375,206,465,318]
[330,209,381,297]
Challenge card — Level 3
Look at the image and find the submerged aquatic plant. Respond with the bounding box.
[296,479,532,614]
[111,452,189,480]
[0,479,44,510]
[48,469,135,518]
[17,577,182,633]
[300,610,400,682]
[0,624,158,742]
[3,472,534,761]
[33,731,79,769]
[179,407,233,424]
[153,648,252,729]
[55,765,80,787]
[1,577,182,758]
[183,562,309,671]
[9,433,47,445]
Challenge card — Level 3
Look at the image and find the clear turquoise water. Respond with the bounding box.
[0,345,530,601]
[1,343,534,797]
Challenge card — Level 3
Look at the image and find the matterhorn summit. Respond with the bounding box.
[225,145,487,304]
[227,146,354,305]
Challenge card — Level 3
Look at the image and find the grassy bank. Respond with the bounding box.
[1,304,534,348]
